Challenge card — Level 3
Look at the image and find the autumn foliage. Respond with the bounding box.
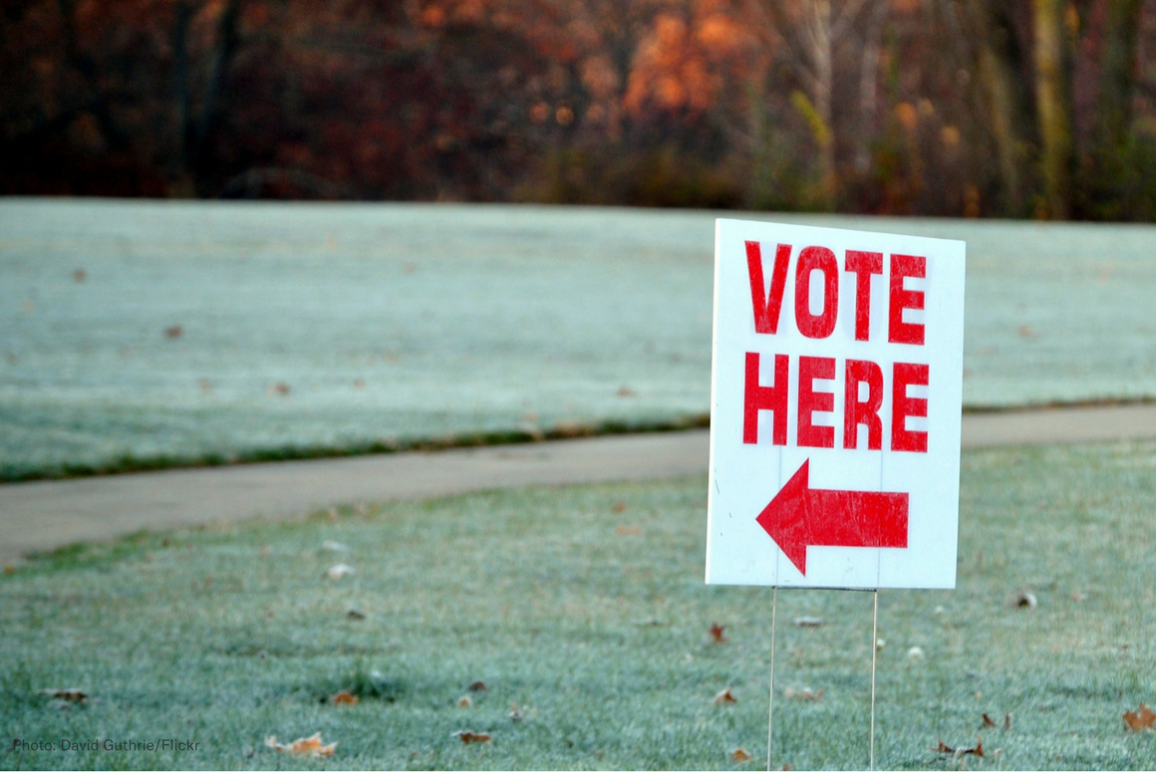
[6,0,1156,218]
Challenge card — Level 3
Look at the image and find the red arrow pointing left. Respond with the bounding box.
[755,459,909,576]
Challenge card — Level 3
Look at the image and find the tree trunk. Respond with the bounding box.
[854,2,887,175]
[967,0,1031,213]
[193,0,245,195]
[1033,0,1073,219]
[170,0,197,196]
[809,0,837,206]
[1096,0,1142,149]
[1087,0,1144,215]
[57,0,129,152]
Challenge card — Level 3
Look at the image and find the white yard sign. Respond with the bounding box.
[706,219,965,589]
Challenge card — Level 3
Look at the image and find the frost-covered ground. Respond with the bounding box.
[2,199,1155,478]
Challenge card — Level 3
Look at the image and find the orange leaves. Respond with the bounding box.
[623,5,759,115]
[894,102,919,134]
[1124,703,1156,731]
[711,687,737,705]
[731,747,753,762]
[695,13,744,55]
[330,690,358,705]
[455,730,491,744]
[265,733,336,757]
[579,56,618,102]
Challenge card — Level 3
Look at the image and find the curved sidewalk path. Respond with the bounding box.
[3,404,1156,565]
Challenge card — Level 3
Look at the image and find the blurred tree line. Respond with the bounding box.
[5,0,1156,218]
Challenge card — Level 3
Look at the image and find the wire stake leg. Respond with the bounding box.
[870,589,879,771]
[766,586,778,772]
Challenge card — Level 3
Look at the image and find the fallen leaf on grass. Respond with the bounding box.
[710,623,728,643]
[934,738,984,758]
[458,695,473,708]
[331,690,358,705]
[42,689,87,703]
[1123,703,1156,731]
[611,502,626,513]
[265,733,336,757]
[784,687,823,702]
[1014,591,1037,608]
[712,688,737,705]
[731,748,752,762]
[323,563,354,579]
[615,525,641,535]
[270,382,290,396]
[3,565,15,574]
[467,680,488,692]
[72,269,87,283]
[164,324,183,339]
[454,730,491,744]
[792,616,822,628]
[980,712,1011,730]
[616,386,636,398]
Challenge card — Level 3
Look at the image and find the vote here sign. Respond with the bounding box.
[706,219,965,589]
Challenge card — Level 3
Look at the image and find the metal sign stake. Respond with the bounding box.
[766,585,777,772]
[870,589,879,771]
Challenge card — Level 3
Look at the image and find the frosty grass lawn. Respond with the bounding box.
[2,440,1155,770]
[5,199,1156,479]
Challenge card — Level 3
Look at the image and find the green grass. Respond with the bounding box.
[2,441,1156,769]
[6,199,1156,480]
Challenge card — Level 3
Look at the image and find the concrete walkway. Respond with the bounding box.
[3,403,1156,565]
